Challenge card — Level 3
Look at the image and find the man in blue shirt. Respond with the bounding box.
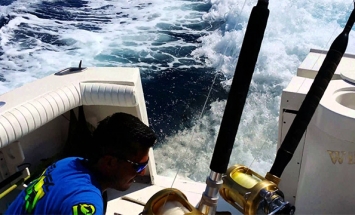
[5,112,157,215]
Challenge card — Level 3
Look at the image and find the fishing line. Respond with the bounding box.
[170,0,250,185]
[162,71,223,210]
[162,0,250,208]
[170,71,220,182]
[310,24,340,71]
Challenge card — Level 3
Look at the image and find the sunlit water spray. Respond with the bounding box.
[155,0,355,181]
[1,0,355,182]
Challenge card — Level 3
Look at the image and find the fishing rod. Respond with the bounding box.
[218,4,355,215]
[268,2,355,178]
[197,0,270,214]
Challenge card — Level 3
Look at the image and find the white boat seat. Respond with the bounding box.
[0,82,137,148]
[81,82,137,106]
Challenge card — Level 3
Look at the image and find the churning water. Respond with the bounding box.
[1,0,355,182]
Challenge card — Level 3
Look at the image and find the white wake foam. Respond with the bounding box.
[156,0,355,181]
[2,0,355,183]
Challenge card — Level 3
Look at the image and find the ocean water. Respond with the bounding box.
[1,0,355,182]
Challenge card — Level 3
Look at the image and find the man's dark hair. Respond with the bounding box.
[90,112,156,161]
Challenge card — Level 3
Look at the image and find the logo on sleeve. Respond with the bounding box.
[72,203,96,215]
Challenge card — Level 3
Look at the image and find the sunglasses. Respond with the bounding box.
[124,158,149,173]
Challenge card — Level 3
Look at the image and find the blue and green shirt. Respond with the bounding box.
[5,157,103,215]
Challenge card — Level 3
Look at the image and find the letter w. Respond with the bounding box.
[327,150,346,164]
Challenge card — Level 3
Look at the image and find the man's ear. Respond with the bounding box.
[101,155,118,169]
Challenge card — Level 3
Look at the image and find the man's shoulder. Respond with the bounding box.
[53,157,101,192]
[57,156,84,164]
[54,157,86,172]
[47,157,95,188]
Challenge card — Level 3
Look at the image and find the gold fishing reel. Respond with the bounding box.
[141,188,203,215]
[219,165,295,215]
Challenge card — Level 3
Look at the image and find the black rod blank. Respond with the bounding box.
[210,0,270,173]
[269,6,355,177]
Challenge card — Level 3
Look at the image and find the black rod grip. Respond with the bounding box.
[269,7,355,178]
[210,0,269,173]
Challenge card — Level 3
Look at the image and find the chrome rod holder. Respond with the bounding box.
[197,171,223,215]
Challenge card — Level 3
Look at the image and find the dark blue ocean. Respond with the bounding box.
[1,0,354,181]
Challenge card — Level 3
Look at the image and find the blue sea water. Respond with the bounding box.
[1,0,355,182]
